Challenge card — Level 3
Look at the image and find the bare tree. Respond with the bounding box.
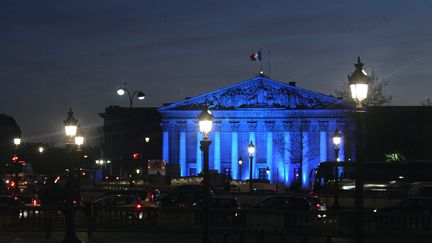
[335,71,393,106]
[420,98,432,106]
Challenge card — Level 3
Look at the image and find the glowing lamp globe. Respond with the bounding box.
[248,141,255,156]
[74,135,84,146]
[117,88,125,96]
[198,108,214,138]
[13,138,21,146]
[137,92,146,100]
[348,57,370,106]
[332,129,341,147]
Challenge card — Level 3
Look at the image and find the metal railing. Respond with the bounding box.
[1,206,431,237]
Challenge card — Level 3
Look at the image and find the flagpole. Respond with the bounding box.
[259,48,263,74]
[268,49,271,77]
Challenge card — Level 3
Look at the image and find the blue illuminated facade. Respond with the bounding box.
[158,76,355,189]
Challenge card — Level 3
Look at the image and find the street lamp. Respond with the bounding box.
[13,137,21,147]
[74,126,85,151]
[198,107,213,243]
[348,57,370,243]
[38,146,45,154]
[332,129,342,209]
[145,137,150,143]
[248,141,255,192]
[64,108,78,144]
[116,82,146,108]
[265,166,270,180]
[238,157,243,180]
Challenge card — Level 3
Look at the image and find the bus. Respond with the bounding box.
[4,159,34,193]
[312,161,432,197]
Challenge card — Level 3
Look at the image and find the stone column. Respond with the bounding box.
[213,123,221,172]
[230,122,239,179]
[319,121,329,162]
[196,132,203,174]
[179,131,186,176]
[265,122,275,182]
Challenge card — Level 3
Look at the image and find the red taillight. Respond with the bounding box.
[10,181,16,188]
[150,193,155,200]
[315,203,321,209]
[135,203,142,209]
[115,176,120,180]
[72,200,78,205]
[32,199,38,206]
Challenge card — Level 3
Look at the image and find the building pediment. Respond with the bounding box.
[158,76,350,111]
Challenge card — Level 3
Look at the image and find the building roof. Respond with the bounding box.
[158,76,351,111]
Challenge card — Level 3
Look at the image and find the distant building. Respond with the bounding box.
[99,106,162,174]
[157,75,355,188]
[0,114,21,164]
[365,106,432,161]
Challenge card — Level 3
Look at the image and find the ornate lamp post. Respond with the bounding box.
[348,57,370,243]
[116,82,146,108]
[248,141,255,192]
[198,107,213,243]
[64,108,78,144]
[238,157,243,180]
[332,129,342,209]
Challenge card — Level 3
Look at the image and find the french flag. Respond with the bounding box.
[249,51,262,61]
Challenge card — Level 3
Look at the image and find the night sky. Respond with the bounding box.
[1,0,432,145]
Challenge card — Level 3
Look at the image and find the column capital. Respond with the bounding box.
[318,121,329,131]
[247,121,258,131]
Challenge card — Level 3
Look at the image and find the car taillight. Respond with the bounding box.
[150,193,155,200]
[32,199,38,206]
[10,181,16,188]
[315,203,322,209]
[136,203,142,209]
[72,200,78,205]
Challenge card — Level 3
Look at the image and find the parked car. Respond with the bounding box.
[192,197,241,209]
[374,197,432,213]
[251,194,327,211]
[0,195,25,206]
[161,184,215,208]
[93,194,143,209]
[98,189,161,208]
[17,194,40,207]
[192,197,243,225]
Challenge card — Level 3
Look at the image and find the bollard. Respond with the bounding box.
[222,231,228,243]
[238,230,246,243]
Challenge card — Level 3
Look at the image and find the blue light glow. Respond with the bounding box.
[179,132,186,176]
[231,132,238,179]
[266,132,273,181]
[196,132,203,174]
[163,131,169,161]
[214,131,221,172]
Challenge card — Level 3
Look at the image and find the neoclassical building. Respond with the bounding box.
[158,75,355,188]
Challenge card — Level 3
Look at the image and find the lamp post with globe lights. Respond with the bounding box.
[116,82,146,108]
[248,141,255,192]
[348,57,370,243]
[332,129,342,209]
[198,107,213,243]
